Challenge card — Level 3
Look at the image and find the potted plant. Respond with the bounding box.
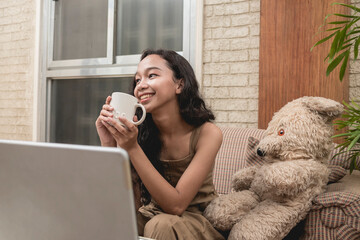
[312,2,360,173]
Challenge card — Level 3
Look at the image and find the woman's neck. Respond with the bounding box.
[152,111,192,137]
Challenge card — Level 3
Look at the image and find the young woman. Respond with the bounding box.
[95,49,224,240]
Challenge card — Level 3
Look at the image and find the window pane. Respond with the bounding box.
[53,0,108,60]
[50,78,133,145]
[116,0,183,55]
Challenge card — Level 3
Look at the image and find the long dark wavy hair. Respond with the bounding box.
[133,49,215,205]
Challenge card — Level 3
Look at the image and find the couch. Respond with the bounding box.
[212,127,360,240]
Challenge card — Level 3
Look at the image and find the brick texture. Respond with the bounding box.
[349,0,360,106]
[203,0,260,128]
[0,0,35,140]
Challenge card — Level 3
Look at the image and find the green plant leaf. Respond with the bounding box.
[338,19,359,47]
[343,36,358,45]
[348,30,360,36]
[343,18,360,34]
[333,135,351,140]
[349,130,360,138]
[318,13,335,30]
[337,27,348,51]
[311,31,338,51]
[329,21,350,24]
[351,100,360,109]
[354,37,360,60]
[333,103,360,164]
[333,3,360,13]
[339,50,350,81]
[349,153,360,173]
[334,13,358,18]
[329,31,341,60]
[350,157,355,173]
[314,2,360,82]
[326,50,348,76]
[348,137,360,151]
[340,43,352,50]
[332,150,350,160]
[326,27,343,32]
[343,101,351,108]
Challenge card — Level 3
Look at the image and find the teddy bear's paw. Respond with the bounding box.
[228,198,308,240]
[203,190,260,231]
[228,218,279,240]
[228,221,265,240]
[249,160,329,198]
[231,166,258,191]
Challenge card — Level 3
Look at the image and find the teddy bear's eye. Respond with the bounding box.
[278,129,285,136]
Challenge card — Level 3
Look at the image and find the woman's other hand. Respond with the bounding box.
[103,115,140,152]
[95,96,116,147]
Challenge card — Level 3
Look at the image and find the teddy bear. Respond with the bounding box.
[204,96,344,240]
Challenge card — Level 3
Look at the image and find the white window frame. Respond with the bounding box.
[47,0,115,68]
[35,0,202,142]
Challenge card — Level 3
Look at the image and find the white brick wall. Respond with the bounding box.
[350,0,360,105]
[203,0,260,128]
[0,0,35,140]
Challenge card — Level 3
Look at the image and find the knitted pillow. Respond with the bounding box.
[305,177,360,240]
[245,137,347,183]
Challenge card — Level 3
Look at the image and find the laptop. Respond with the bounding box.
[0,139,139,240]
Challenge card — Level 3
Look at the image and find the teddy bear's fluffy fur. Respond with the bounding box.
[204,96,344,240]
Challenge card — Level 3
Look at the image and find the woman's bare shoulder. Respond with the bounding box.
[199,122,223,143]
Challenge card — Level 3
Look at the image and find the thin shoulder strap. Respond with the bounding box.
[189,124,204,155]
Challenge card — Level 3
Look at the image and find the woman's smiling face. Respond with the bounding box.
[134,54,182,114]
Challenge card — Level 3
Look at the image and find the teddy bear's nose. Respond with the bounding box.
[257,148,265,157]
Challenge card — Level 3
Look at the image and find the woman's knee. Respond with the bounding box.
[144,214,181,238]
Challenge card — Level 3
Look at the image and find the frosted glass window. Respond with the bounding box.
[53,0,108,60]
[49,77,133,145]
[117,0,183,55]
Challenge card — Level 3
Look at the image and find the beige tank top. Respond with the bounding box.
[159,124,218,210]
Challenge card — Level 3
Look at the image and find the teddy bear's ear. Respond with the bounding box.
[301,96,344,121]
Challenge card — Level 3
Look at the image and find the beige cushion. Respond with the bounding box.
[327,170,360,194]
[213,127,265,195]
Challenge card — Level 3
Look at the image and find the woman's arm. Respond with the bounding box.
[133,122,222,215]
[104,118,222,215]
[172,122,222,213]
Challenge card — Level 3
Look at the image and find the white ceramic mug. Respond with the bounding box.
[109,92,146,126]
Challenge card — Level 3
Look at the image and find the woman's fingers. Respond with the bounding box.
[100,109,113,118]
[102,118,120,134]
[101,96,114,113]
[118,116,136,131]
[106,95,112,105]
[102,104,113,112]
[133,116,138,123]
[99,115,111,124]
[101,115,138,151]
[104,117,128,136]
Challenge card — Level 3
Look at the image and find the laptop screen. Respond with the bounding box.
[0,140,138,240]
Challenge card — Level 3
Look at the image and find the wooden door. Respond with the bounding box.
[259,0,349,129]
